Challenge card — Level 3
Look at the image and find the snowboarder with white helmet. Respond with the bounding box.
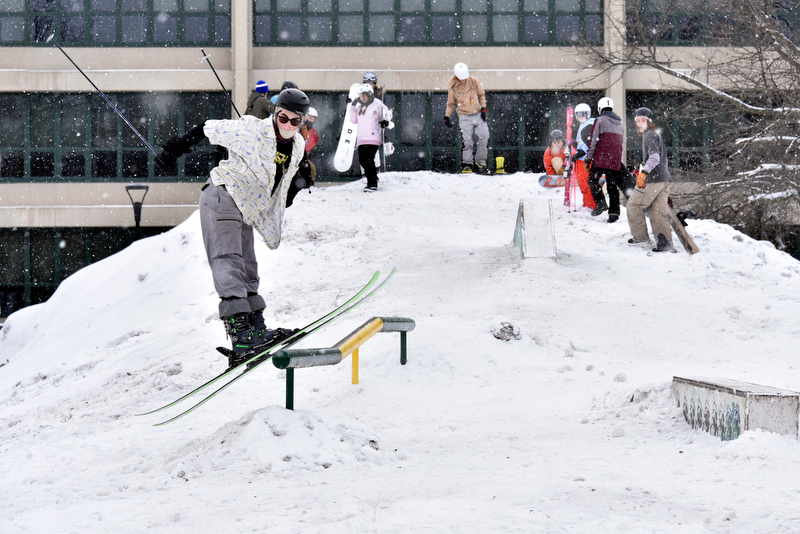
[627,106,675,252]
[444,62,490,174]
[585,96,626,222]
[196,88,314,369]
[571,103,596,210]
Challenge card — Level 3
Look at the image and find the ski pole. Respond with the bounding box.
[200,49,241,118]
[47,34,159,157]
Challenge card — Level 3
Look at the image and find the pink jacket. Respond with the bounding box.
[349,98,389,146]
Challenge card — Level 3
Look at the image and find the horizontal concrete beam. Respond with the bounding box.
[0,182,200,227]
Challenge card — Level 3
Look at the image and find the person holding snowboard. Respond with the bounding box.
[543,129,567,176]
[571,103,596,210]
[350,84,390,191]
[444,62,490,174]
[585,96,627,223]
[161,89,314,369]
[244,80,275,119]
[626,107,674,252]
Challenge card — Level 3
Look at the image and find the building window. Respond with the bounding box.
[254,0,604,45]
[626,92,714,173]
[626,0,799,46]
[0,0,230,45]
[312,90,605,179]
[0,226,170,317]
[0,92,230,183]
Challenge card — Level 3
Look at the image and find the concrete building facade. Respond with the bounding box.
[1,0,719,315]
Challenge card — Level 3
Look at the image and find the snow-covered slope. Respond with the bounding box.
[2,172,800,533]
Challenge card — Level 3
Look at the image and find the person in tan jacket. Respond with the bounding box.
[444,62,490,174]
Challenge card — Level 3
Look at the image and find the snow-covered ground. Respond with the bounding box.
[2,171,800,534]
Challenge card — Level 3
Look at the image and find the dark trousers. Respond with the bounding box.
[588,165,628,215]
[358,144,380,188]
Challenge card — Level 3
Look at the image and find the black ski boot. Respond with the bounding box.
[652,233,675,253]
[475,163,491,175]
[250,309,296,348]
[590,199,608,217]
[223,313,257,369]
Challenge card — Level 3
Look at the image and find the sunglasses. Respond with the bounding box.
[277,114,302,127]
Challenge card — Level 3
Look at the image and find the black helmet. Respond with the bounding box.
[280,81,299,91]
[550,129,564,141]
[274,88,310,117]
[635,107,653,120]
[363,71,378,84]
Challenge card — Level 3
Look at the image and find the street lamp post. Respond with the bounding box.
[125,184,149,238]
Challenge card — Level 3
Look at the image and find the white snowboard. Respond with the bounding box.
[333,83,363,173]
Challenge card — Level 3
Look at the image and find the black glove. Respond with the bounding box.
[574,149,586,160]
[298,156,312,180]
[480,108,487,121]
[584,158,592,168]
[380,119,389,128]
[155,135,191,175]
[444,116,452,128]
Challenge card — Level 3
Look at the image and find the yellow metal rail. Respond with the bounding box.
[272,317,415,410]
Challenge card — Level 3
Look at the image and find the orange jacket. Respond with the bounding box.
[543,145,566,175]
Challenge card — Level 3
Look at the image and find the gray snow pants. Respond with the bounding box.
[457,112,490,166]
[626,182,672,245]
[199,182,261,318]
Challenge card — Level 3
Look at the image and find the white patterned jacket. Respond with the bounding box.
[204,116,306,250]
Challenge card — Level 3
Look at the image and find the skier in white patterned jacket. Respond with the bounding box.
[172,88,313,369]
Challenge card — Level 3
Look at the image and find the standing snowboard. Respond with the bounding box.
[664,205,700,254]
[334,83,363,173]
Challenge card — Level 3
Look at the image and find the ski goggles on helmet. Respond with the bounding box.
[277,114,303,127]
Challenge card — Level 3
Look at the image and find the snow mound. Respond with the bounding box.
[169,406,395,475]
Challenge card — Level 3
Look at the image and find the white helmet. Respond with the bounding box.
[454,62,469,80]
[597,97,614,113]
[575,103,591,118]
[308,107,318,117]
[358,83,374,95]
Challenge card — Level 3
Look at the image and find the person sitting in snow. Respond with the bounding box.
[543,129,567,176]
[158,89,314,369]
